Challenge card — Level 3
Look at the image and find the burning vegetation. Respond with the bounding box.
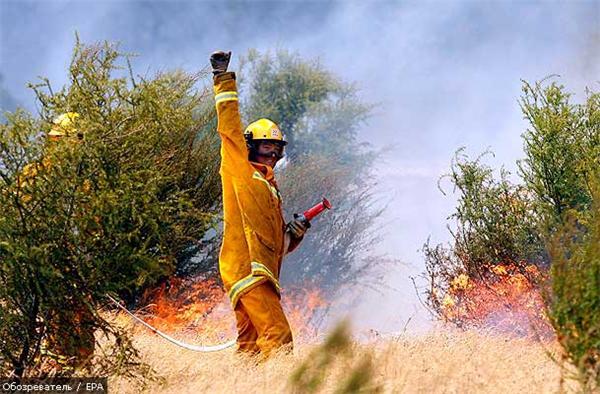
[138,277,233,341]
[422,82,600,389]
[430,263,553,339]
[422,149,552,339]
[133,276,329,343]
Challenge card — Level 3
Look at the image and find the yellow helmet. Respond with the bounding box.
[48,112,80,137]
[244,118,287,146]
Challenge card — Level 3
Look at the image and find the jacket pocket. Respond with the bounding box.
[247,226,276,253]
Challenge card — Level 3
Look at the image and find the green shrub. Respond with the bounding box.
[547,182,600,391]
[518,80,600,231]
[423,149,546,322]
[519,80,599,388]
[424,79,600,387]
[0,39,220,377]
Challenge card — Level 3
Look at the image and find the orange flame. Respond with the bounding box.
[282,284,329,341]
[439,263,554,339]
[138,276,235,341]
[136,276,328,343]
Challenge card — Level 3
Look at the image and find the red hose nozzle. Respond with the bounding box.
[303,198,332,221]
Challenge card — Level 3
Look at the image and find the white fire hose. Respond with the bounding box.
[107,294,236,352]
[105,199,332,353]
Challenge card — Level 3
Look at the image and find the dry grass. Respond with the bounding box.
[108,318,574,394]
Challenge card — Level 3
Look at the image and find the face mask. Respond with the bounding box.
[254,141,285,160]
[255,150,284,160]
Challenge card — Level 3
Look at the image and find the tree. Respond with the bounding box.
[239,49,388,296]
[520,81,600,390]
[518,80,600,230]
[548,180,600,391]
[0,39,220,377]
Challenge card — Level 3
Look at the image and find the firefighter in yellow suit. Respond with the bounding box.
[22,112,96,370]
[210,51,309,357]
[18,113,81,200]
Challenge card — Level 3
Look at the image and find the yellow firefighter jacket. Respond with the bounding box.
[17,146,90,203]
[214,72,287,308]
[16,158,51,204]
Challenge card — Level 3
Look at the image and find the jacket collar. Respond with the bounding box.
[251,161,276,184]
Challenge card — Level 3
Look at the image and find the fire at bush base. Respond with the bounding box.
[434,263,554,339]
[107,295,237,352]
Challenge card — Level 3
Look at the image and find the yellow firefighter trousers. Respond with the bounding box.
[45,304,95,368]
[234,282,293,357]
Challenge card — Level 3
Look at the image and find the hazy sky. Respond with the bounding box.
[1,0,599,334]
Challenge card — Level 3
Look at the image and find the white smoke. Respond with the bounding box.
[1,0,598,334]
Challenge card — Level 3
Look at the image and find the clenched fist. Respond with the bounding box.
[210,51,231,75]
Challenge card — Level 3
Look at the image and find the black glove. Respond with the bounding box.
[210,51,231,75]
[287,215,311,239]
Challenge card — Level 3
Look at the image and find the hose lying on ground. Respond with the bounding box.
[107,294,236,352]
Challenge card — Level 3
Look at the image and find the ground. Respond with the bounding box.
[108,323,572,394]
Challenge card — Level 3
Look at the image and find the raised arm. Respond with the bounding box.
[211,51,250,176]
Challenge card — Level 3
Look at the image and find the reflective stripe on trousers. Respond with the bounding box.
[228,261,281,307]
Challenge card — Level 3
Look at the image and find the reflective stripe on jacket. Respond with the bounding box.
[214,72,286,307]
